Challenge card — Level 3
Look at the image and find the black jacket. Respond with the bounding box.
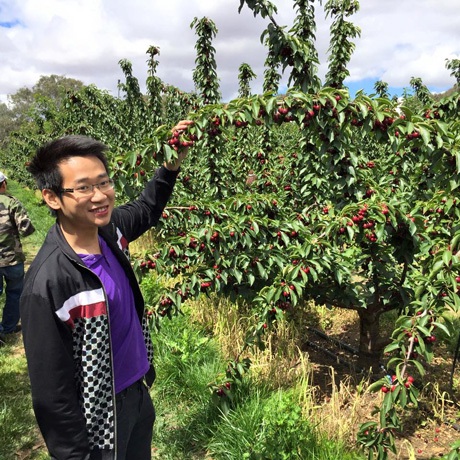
[20,166,178,459]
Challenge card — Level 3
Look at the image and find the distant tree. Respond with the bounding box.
[258,0,321,93]
[432,85,458,101]
[238,63,257,98]
[117,58,152,145]
[145,45,163,127]
[0,75,83,151]
[445,57,460,87]
[8,75,83,123]
[191,17,221,105]
[324,0,361,89]
[409,77,433,106]
[287,0,321,92]
[374,80,389,99]
[238,0,278,19]
[0,103,16,149]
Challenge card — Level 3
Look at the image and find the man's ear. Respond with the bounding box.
[42,189,62,211]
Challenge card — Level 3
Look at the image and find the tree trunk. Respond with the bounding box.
[357,308,385,369]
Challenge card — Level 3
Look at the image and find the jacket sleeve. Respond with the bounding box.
[20,288,91,460]
[11,197,35,237]
[111,165,179,242]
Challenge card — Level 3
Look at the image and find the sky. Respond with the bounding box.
[0,0,459,105]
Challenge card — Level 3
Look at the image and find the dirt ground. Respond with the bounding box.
[302,307,460,460]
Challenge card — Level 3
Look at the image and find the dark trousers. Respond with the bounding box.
[0,263,24,333]
[91,379,156,460]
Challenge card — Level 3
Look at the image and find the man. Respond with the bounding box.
[0,171,35,345]
[20,120,193,460]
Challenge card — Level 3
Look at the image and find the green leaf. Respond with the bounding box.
[335,269,343,285]
[256,262,267,279]
[382,391,393,417]
[398,385,408,408]
[429,259,445,279]
[408,386,420,406]
[432,321,450,337]
[419,126,430,145]
[416,325,431,337]
[368,379,386,392]
[435,134,444,148]
[233,269,243,284]
[384,341,401,353]
[411,359,426,377]
[346,225,355,241]
[442,249,452,267]
[281,232,290,246]
[126,151,138,168]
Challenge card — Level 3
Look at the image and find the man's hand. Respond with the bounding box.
[164,120,194,171]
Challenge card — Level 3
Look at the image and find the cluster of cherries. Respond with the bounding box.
[381,374,415,393]
[167,130,197,151]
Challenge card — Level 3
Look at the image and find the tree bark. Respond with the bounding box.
[356,308,386,369]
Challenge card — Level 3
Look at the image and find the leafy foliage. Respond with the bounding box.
[323,0,361,89]
[191,17,221,105]
[238,63,257,98]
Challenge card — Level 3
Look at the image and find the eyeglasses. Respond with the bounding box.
[60,179,115,196]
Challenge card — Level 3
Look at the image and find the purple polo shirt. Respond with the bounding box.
[79,237,149,394]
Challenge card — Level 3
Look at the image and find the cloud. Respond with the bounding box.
[0,0,458,105]
[347,0,459,88]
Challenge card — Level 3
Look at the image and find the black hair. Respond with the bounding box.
[28,135,109,193]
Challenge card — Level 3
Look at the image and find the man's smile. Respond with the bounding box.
[90,206,109,214]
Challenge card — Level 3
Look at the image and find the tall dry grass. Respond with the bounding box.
[185,293,377,451]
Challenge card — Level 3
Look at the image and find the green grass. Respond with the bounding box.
[208,389,365,460]
[150,308,367,460]
[5,180,54,261]
[150,309,226,459]
[0,335,48,459]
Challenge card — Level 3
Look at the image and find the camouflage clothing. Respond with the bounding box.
[0,193,35,267]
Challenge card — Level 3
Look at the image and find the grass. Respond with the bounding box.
[207,388,363,460]
[149,305,367,460]
[0,334,48,459]
[5,180,54,262]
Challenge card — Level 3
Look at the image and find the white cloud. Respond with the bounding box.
[0,0,458,105]
[347,0,459,88]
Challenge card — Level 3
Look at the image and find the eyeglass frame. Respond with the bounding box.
[58,178,115,196]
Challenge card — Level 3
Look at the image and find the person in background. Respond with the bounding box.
[0,171,35,346]
[20,120,193,460]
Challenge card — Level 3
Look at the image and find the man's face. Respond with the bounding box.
[54,156,115,233]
